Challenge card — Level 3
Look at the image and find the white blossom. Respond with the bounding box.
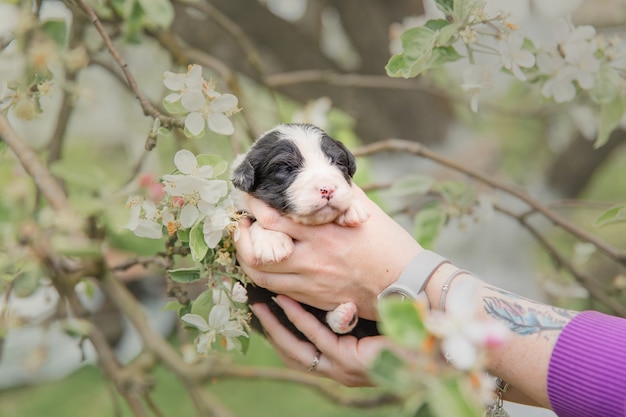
[201,201,234,249]
[498,31,535,81]
[163,64,204,111]
[125,197,163,239]
[181,304,248,354]
[461,64,495,113]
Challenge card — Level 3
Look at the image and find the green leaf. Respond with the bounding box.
[424,19,449,32]
[122,1,144,43]
[430,46,462,67]
[436,25,460,46]
[390,174,435,197]
[196,154,229,177]
[368,348,411,392]
[189,221,209,262]
[386,27,437,78]
[435,0,454,14]
[427,377,483,417]
[162,300,185,313]
[590,64,620,104]
[162,97,187,115]
[177,228,190,243]
[434,180,475,208]
[453,0,484,23]
[167,267,202,283]
[595,95,624,148]
[238,334,250,355]
[378,299,427,347]
[190,289,214,320]
[137,0,175,28]
[12,272,41,298]
[413,201,445,249]
[41,20,67,47]
[594,204,626,227]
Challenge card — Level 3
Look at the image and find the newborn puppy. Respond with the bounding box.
[231,123,378,338]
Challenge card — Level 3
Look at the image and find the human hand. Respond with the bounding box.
[251,295,392,387]
[235,185,423,320]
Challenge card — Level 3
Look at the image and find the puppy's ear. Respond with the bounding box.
[231,155,255,191]
[329,136,357,178]
[343,143,357,177]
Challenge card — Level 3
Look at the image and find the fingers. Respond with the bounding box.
[250,302,329,373]
[246,198,309,240]
[271,295,339,356]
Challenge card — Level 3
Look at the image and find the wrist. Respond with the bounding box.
[423,262,463,310]
[377,250,452,311]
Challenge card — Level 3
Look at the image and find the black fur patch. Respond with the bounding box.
[232,129,303,214]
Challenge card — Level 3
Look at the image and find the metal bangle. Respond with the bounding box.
[439,269,470,312]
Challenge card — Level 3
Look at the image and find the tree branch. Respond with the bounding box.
[355,139,626,264]
[0,112,70,213]
[71,0,183,130]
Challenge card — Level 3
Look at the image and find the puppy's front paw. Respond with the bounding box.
[326,302,359,334]
[250,223,294,263]
[336,200,369,227]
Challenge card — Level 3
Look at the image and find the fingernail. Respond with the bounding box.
[271,296,283,309]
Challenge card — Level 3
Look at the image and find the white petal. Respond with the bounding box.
[232,282,248,303]
[208,304,230,327]
[181,90,205,112]
[206,113,234,135]
[141,200,158,217]
[180,205,199,228]
[174,149,198,174]
[163,72,186,91]
[220,323,247,338]
[209,93,238,112]
[443,335,478,370]
[199,180,228,204]
[185,112,206,137]
[125,204,141,230]
[204,229,223,249]
[196,165,213,178]
[181,313,211,332]
[186,64,204,89]
[516,50,535,69]
[133,220,163,239]
[164,93,181,103]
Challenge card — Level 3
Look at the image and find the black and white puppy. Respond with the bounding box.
[231,123,378,339]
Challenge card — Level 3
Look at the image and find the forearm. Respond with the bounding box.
[424,263,577,408]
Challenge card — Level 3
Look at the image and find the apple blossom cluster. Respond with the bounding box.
[387,0,626,147]
[126,150,251,355]
[162,64,241,137]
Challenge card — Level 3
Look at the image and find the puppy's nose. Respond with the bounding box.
[320,186,335,200]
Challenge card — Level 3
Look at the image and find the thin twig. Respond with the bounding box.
[355,139,626,264]
[72,0,182,130]
[217,364,399,408]
[0,112,70,213]
[494,204,626,317]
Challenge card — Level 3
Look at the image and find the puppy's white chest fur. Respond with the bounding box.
[231,124,369,334]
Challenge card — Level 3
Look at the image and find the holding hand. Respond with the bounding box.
[251,295,394,387]
[236,185,423,320]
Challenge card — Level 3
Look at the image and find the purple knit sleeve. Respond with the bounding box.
[547,310,626,417]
